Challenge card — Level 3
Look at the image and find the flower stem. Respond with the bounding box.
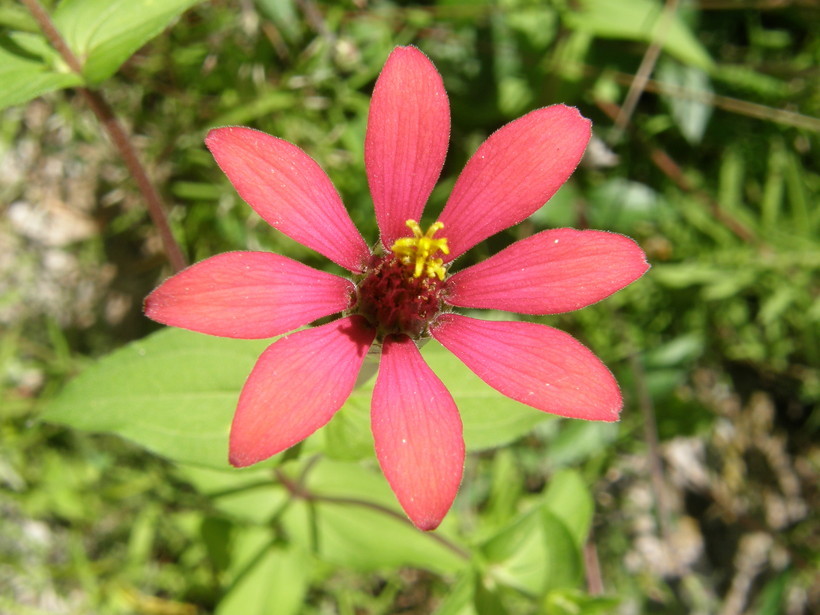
[21,0,188,273]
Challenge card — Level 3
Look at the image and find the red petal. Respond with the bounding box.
[372,335,464,531]
[366,46,450,248]
[431,315,621,421]
[206,127,370,272]
[446,229,649,314]
[145,252,354,339]
[439,105,591,261]
[229,316,376,466]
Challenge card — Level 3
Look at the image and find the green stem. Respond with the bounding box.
[21,0,187,273]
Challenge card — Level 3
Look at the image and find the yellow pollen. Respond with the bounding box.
[390,220,450,280]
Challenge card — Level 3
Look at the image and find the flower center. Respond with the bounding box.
[350,220,450,341]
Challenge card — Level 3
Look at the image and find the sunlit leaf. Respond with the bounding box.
[280,459,468,574]
[0,32,82,110]
[43,328,269,469]
[657,59,713,144]
[542,469,593,547]
[53,0,202,84]
[216,526,309,615]
[565,0,714,70]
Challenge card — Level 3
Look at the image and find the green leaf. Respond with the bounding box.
[0,32,83,110]
[482,507,549,595]
[175,464,288,524]
[43,328,270,469]
[216,526,309,615]
[543,420,618,467]
[542,470,593,547]
[433,570,477,615]
[539,510,583,594]
[657,59,713,144]
[280,459,468,575]
[480,498,584,597]
[565,0,714,70]
[543,590,620,615]
[44,332,550,470]
[53,0,202,84]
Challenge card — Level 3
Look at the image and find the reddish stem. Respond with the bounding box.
[21,0,187,273]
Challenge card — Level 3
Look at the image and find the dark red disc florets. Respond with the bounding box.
[351,253,448,341]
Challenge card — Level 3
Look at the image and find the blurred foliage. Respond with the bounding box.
[1,0,818,613]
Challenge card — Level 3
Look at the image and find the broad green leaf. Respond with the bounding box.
[44,331,551,470]
[543,590,620,615]
[482,507,548,595]
[0,4,39,32]
[0,32,82,110]
[565,0,714,70]
[542,470,593,547]
[543,420,618,467]
[53,0,202,84]
[588,178,664,230]
[216,526,309,615]
[482,450,524,527]
[539,511,583,594]
[481,499,584,596]
[280,459,468,575]
[175,464,288,524]
[433,570,477,615]
[43,328,270,469]
[657,59,713,144]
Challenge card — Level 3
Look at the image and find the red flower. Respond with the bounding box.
[145,46,649,530]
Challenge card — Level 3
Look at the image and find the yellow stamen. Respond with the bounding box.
[390,220,450,280]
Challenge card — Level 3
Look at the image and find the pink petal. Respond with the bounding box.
[372,335,464,531]
[206,127,370,273]
[446,229,650,314]
[431,315,621,421]
[438,105,591,261]
[365,46,450,248]
[145,252,354,339]
[229,316,375,467]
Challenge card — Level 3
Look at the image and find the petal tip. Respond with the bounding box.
[228,447,257,468]
[412,515,444,532]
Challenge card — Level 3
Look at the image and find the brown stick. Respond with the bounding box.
[612,0,680,143]
[21,0,187,273]
[596,99,757,243]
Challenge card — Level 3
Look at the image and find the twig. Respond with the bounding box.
[603,69,820,133]
[583,534,605,595]
[596,99,757,243]
[21,0,187,273]
[611,0,680,143]
[628,349,671,541]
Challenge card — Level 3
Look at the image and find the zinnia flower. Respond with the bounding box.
[145,46,649,530]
